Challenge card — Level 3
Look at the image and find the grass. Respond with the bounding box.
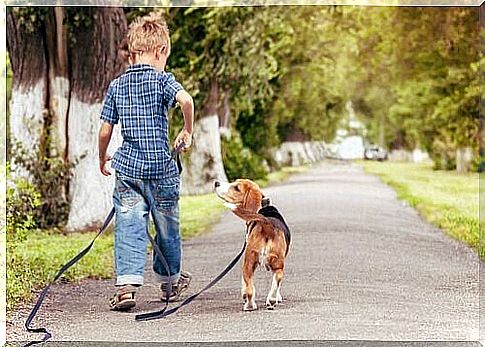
[179,193,225,240]
[360,161,480,258]
[7,165,307,312]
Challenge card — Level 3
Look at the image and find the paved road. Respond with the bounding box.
[7,161,480,344]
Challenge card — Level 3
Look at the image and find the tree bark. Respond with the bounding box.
[7,7,128,231]
[456,147,472,174]
[7,8,48,166]
[218,89,231,130]
[66,7,127,230]
[44,7,69,159]
[180,76,228,195]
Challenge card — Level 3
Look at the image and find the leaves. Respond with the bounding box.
[348,7,480,169]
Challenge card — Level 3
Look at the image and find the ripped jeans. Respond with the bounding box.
[113,173,181,286]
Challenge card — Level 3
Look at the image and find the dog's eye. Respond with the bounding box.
[234,185,240,192]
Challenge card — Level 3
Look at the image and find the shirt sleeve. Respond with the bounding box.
[100,81,119,124]
[163,72,184,109]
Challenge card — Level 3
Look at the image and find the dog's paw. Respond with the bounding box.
[243,301,258,311]
[276,292,283,303]
[265,297,277,309]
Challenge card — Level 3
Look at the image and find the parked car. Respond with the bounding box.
[364,145,388,161]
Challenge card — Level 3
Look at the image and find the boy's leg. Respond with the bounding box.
[113,174,149,289]
[150,176,191,300]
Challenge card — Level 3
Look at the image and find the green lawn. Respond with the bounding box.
[7,166,307,312]
[360,161,480,258]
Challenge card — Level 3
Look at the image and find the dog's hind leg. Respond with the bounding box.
[266,255,284,310]
[242,249,258,311]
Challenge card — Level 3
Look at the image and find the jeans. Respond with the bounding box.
[113,173,181,286]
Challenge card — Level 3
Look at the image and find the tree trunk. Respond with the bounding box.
[218,89,231,130]
[7,8,48,164]
[456,147,473,174]
[180,77,228,195]
[7,7,127,231]
[66,7,127,230]
[44,7,69,159]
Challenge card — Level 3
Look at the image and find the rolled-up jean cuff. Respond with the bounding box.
[154,272,180,284]
[116,275,144,286]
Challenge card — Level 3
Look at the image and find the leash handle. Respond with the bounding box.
[172,141,186,155]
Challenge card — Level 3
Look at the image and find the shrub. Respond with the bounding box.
[6,162,41,248]
[221,131,269,182]
[9,141,74,229]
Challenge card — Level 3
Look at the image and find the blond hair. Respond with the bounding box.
[127,13,170,56]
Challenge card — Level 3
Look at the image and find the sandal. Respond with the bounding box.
[110,284,137,311]
[160,271,192,302]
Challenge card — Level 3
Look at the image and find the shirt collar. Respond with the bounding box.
[126,64,157,73]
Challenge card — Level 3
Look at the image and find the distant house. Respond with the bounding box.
[331,102,366,160]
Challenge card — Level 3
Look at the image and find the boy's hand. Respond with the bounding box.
[99,155,112,176]
[174,128,192,152]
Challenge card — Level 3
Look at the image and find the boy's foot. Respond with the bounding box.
[160,271,192,302]
[110,284,137,311]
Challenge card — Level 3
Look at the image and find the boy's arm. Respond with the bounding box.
[98,80,119,176]
[99,122,114,176]
[174,90,194,151]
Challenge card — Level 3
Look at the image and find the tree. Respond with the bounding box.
[349,7,480,171]
[164,7,287,192]
[7,7,128,230]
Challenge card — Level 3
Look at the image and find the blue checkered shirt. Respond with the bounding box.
[100,64,183,179]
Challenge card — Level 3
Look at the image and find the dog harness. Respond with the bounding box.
[258,205,291,256]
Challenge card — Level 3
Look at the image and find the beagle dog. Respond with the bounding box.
[214,179,291,311]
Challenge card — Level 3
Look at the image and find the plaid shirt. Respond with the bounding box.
[100,64,183,179]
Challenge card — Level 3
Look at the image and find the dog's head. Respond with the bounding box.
[214,179,264,213]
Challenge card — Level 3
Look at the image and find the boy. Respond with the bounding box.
[98,14,194,311]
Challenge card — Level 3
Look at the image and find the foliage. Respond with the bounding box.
[269,7,351,143]
[10,141,74,229]
[350,8,480,171]
[221,131,269,182]
[9,7,49,33]
[236,100,279,159]
[361,161,480,258]
[6,162,41,249]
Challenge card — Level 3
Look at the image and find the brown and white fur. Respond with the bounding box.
[214,179,288,311]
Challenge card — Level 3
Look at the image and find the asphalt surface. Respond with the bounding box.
[7,161,480,344]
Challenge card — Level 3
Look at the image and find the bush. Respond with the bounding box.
[221,131,269,182]
[6,162,41,248]
[9,141,74,229]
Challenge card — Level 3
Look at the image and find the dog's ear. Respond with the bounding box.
[243,187,262,212]
[261,195,271,208]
